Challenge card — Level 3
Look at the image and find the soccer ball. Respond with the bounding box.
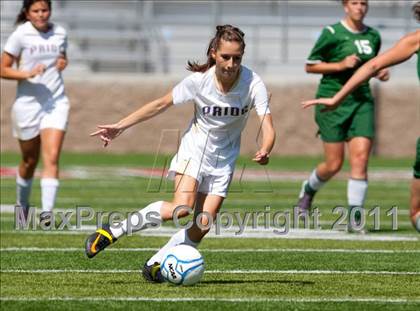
[161,244,205,286]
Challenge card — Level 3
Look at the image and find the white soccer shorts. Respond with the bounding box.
[11,96,70,140]
[168,155,233,198]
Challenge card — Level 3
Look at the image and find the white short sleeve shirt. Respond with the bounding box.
[4,21,68,105]
[171,65,270,176]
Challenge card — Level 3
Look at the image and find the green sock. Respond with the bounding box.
[349,206,362,224]
[304,182,317,196]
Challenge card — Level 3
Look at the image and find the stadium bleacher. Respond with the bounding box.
[0,0,417,75]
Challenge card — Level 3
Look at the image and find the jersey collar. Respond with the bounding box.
[340,20,367,34]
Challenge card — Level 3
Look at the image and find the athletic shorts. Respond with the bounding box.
[11,95,70,141]
[414,137,420,179]
[315,100,375,142]
[168,155,233,198]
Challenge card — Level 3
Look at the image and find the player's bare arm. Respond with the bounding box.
[302,30,420,110]
[305,54,361,75]
[252,114,275,165]
[90,91,174,146]
[0,52,45,80]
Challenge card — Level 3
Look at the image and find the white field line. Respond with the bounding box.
[1,227,418,241]
[1,247,419,254]
[1,269,419,276]
[0,297,419,303]
[1,228,418,241]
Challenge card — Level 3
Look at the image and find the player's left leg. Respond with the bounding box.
[347,136,372,231]
[410,138,420,232]
[410,178,420,232]
[40,128,66,226]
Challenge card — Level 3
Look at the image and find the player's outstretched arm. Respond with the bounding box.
[302,30,420,110]
[253,114,275,165]
[90,91,174,147]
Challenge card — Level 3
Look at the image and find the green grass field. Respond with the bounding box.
[1,153,419,310]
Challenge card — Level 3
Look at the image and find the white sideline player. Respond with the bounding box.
[85,25,276,283]
[0,0,70,227]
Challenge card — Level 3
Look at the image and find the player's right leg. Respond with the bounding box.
[410,138,420,232]
[297,142,344,212]
[16,136,41,224]
[85,173,198,259]
[143,190,224,283]
[410,178,420,232]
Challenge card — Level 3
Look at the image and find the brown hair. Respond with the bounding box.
[187,24,245,73]
[413,1,420,22]
[15,0,51,25]
[341,0,368,5]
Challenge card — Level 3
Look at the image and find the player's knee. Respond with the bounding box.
[172,204,193,219]
[350,154,369,175]
[44,152,60,168]
[326,159,343,175]
[22,156,39,170]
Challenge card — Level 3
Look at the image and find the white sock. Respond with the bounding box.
[16,174,33,209]
[308,169,325,191]
[147,228,199,266]
[109,201,163,238]
[41,178,59,212]
[347,178,368,207]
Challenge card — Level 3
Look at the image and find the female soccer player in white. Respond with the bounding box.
[302,3,420,231]
[85,25,276,282]
[0,0,70,226]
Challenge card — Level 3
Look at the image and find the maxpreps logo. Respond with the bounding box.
[202,105,249,117]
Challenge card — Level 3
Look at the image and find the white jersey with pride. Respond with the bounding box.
[170,65,270,178]
[4,21,68,104]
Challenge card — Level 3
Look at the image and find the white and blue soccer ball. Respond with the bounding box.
[161,244,205,286]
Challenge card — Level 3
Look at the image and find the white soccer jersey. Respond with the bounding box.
[4,21,68,104]
[171,65,270,177]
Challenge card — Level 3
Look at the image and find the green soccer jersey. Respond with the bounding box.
[417,49,420,80]
[307,21,381,102]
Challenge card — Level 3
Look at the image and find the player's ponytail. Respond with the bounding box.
[187,24,246,73]
[15,0,52,25]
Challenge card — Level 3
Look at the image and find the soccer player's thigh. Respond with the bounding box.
[315,107,348,143]
[347,102,375,141]
[164,173,199,219]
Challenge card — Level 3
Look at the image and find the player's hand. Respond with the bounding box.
[56,55,68,71]
[253,150,269,165]
[27,63,46,78]
[341,54,361,70]
[375,68,390,81]
[90,124,125,147]
[301,98,338,112]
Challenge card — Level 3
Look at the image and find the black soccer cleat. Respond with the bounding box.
[85,225,117,258]
[142,260,165,283]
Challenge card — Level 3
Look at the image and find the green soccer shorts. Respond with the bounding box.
[315,100,375,142]
[414,137,420,179]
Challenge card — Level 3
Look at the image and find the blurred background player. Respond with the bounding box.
[0,0,70,226]
[302,2,420,232]
[84,25,276,282]
[296,0,389,230]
